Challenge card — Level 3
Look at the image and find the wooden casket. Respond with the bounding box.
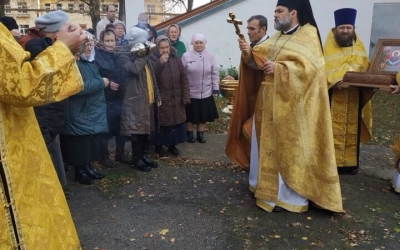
[341,39,400,92]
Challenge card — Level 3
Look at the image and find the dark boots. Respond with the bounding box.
[84,165,105,179]
[187,131,206,143]
[99,135,114,168]
[142,137,158,168]
[74,165,94,185]
[197,131,206,143]
[115,135,130,164]
[130,135,152,172]
[168,145,180,156]
[187,131,195,143]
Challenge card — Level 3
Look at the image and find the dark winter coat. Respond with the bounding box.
[150,48,190,126]
[25,37,68,145]
[18,28,44,48]
[61,58,108,136]
[95,48,126,103]
[118,54,160,135]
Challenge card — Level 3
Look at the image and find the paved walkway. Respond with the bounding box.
[67,134,400,249]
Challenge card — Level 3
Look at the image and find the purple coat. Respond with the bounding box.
[181,49,219,99]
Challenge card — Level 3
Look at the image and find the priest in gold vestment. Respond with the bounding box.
[0,23,85,249]
[231,0,343,213]
[324,8,372,175]
[389,72,400,194]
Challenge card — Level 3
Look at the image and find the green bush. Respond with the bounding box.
[219,58,238,80]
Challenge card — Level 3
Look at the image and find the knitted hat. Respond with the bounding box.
[0,16,19,31]
[35,10,68,32]
[126,26,148,43]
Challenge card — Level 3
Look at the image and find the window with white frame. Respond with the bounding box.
[147,4,155,13]
[78,3,85,11]
[17,2,27,13]
[114,4,119,13]
[56,3,62,10]
[20,24,29,35]
[44,3,50,10]
[5,5,11,13]
[68,3,74,11]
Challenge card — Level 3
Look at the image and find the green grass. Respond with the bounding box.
[210,92,400,147]
[369,90,400,146]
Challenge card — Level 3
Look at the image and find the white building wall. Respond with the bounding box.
[179,0,400,68]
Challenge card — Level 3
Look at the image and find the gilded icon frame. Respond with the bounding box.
[369,39,400,75]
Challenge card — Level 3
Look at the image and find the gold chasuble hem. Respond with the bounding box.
[250,24,343,213]
[256,199,308,213]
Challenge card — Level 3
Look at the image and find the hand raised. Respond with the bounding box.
[238,38,251,54]
[56,22,87,54]
[160,54,169,64]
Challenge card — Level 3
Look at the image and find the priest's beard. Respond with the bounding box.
[274,13,291,31]
[334,30,356,47]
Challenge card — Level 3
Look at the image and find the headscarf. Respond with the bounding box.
[155,35,171,48]
[190,34,207,45]
[165,24,181,40]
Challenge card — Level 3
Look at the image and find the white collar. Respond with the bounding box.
[256,34,269,45]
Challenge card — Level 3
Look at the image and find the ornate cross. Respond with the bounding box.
[227,12,244,39]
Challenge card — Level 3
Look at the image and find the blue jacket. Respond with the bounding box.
[61,58,108,136]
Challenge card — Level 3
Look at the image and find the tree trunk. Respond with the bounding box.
[187,0,194,11]
[0,0,8,17]
[86,0,101,35]
[118,0,125,22]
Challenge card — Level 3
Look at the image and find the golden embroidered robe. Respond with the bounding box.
[243,24,343,213]
[0,24,83,249]
[324,30,372,168]
[391,72,400,192]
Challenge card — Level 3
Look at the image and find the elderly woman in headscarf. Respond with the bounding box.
[165,23,186,57]
[95,28,130,166]
[113,20,128,46]
[118,27,161,172]
[60,38,108,185]
[149,35,190,156]
[181,34,220,143]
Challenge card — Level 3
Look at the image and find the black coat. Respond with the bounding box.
[95,48,126,103]
[25,38,69,144]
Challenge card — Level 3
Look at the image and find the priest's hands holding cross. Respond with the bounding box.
[238,37,251,54]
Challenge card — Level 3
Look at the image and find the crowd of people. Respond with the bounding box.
[0,6,221,189]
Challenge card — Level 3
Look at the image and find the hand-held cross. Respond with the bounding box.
[227,12,244,39]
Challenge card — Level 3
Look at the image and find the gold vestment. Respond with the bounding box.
[391,72,400,192]
[324,29,372,167]
[0,24,83,249]
[244,24,343,213]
